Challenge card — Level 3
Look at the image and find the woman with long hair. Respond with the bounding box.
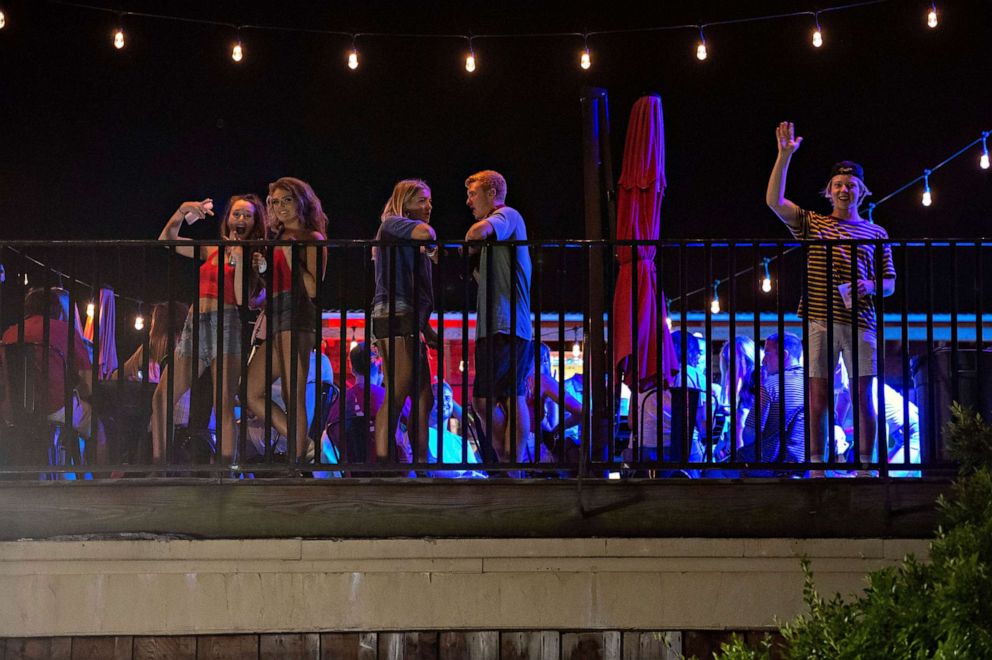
[244,177,327,463]
[150,195,266,465]
[371,179,438,465]
[718,335,756,452]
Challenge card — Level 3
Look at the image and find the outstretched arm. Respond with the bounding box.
[159,199,214,259]
[766,122,803,229]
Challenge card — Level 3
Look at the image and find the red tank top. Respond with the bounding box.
[271,247,294,295]
[199,250,238,305]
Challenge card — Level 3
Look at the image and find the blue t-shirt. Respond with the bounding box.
[477,206,532,340]
[372,216,434,329]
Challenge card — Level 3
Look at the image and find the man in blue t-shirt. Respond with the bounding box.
[464,170,534,463]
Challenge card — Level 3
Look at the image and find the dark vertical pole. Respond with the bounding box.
[925,241,937,463]
[900,243,910,471]
[875,239,887,477]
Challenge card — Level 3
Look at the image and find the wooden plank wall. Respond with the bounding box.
[0,630,783,659]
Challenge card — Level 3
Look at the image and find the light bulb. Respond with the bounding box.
[114,29,124,49]
[580,49,591,70]
[922,190,932,207]
[927,9,938,28]
[710,298,720,314]
[572,341,582,359]
[0,11,6,30]
[86,302,96,318]
[23,273,28,286]
[981,153,990,170]
[812,29,822,48]
[458,360,465,372]
[665,316,672,331]
[350,339,359,351]
[232,42,243,62]
[347,49,359,70]
[465,52,476,72]
[761,277,772,293]
[134,315,145,331]
[696,42,707,61]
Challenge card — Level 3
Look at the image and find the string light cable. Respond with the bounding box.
[47,0,893,66]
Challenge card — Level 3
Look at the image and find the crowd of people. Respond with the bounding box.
[0,125,925,478]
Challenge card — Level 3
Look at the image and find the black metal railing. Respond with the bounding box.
[0,238,987,479]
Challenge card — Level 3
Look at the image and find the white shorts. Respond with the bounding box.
[807,320,877,379]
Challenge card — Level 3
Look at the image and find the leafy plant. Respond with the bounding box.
[714,404,992,659]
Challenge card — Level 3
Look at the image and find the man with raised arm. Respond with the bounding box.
[765,122,896,477]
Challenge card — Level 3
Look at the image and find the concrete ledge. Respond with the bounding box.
[0,537,930,637]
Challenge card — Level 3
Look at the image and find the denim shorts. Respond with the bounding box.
[175,307,243,369]
[473,334,534,398]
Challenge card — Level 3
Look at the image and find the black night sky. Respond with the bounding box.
[1,0,989,313]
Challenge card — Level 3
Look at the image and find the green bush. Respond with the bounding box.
[715,403,992,660]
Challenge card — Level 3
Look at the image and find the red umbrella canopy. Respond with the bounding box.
[613,94,678,391]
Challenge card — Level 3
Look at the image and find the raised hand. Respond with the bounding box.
[177,198,214,224]
[775,121,803,155]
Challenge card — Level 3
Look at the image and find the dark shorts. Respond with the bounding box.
[371,313,419,340]
[473,334,534,399]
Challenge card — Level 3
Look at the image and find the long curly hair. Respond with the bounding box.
[268,177,328,237]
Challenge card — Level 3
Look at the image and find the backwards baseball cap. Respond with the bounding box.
[829,160,866,184]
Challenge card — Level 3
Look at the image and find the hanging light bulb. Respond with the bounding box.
[696,27,707,61]
[349,328,358,351]
[86,302,96,318]
[811,14,823,48]
[922,169,932,207]
[980,132,990,170]
[761,259,773,293]
[465,51,476,73]
[114,28,125,49]
[347,49,359,70]
[232,40,244,62]
[458,359,465,373]
[665,316,672,331]
[23,273,28,286]
[0,10,6,30]
[927,3,938,29]
[572,329,582,360]
[134,315,145,331]
[710,281,721,314]
[580,49,591,70]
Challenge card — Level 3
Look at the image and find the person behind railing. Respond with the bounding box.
[464,170,534,465]
[427,380,485,478]
[716,336,755,459]
[523,343,582,463]
[766,121,896,477]
[118,301,190,384]
[151,195,265,466]
[370,179,438,468]
[244,177,327,466]
[325,341,385,465]
[741,332,805,476]
[1,287,108,465]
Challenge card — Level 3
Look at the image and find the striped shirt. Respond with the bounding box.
[745,365,805,463]
[788,209,895,331]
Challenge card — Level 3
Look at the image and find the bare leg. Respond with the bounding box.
[374,337,426,461]
[151,354,199,465]
[808,377,829,477]
[270,330,313,460]
[245,340,283,449]
[856,374,878,467]
[473,396,507,462]
[211,354,242,463]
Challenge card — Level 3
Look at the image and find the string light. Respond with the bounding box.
[458,359,465,373]
[980,132,990,170]
[580,35,591,70]
[23,273,28,286]
[572,329,582,360]
[232,32,244,62]
[465,39,477,73]
[134,314,145,331]
[113,27,125,49]
[760,259,772,293]
[710,280,721,314]
[696,27,708,61]
[921,169,932,207]
[0,9,6,30]
[348,327,358,351]
[811,14,823,48]
[665,316,672,331]
[347,35,359,70]
[927,3,938,29]
[86,302,96,318]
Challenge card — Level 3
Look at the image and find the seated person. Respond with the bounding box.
[523,343,582,463]
[1,287,107,465]
[323,341,385,464]
[716,336,756,458]
[426,380,484,478]
[741,333,806,473]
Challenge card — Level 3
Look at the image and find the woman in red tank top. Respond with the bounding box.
[244,177,327,465]
[150,195,266,467]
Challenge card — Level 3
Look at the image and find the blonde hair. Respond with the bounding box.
[381,179,430,221]
[464,170,507,204]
